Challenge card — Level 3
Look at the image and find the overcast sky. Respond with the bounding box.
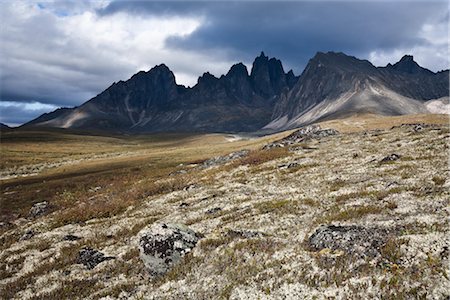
[0,0,448,126]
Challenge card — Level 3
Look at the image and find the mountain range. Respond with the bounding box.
[24,52,449,133]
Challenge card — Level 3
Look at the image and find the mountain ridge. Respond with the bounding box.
[265,52,448,131]
[24,51,448,133]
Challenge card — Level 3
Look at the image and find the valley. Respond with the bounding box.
[0,114,448,299]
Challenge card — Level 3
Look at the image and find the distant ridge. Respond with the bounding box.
[265,52,449,130]
[24,52,448,133]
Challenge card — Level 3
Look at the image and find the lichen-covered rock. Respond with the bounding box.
[77,247,115,269]
[28,201,49,218]
[138,223,201,275]
[308,225,392,258]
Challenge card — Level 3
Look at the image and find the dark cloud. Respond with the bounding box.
[0,1,448,126]
[99,1,448,73]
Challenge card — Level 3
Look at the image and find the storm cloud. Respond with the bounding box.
[0,0,448,126]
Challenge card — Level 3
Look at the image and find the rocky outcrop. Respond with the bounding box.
[200,150,249,168]
[138,223,201,275]
[263,125,338,149]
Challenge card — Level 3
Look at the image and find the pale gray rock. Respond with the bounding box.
[138,223,201,275]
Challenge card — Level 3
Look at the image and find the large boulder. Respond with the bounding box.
[138,223,201,275]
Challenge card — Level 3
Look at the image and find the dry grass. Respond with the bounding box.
[0,129,292,224]
[316,205,384,224]
[237,147,290,166]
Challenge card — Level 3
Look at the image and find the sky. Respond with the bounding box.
[0,0,448,126]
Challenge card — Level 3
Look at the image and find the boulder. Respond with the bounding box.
[28,201,49,218]
[307,225,391,258]
[138,223,201,275]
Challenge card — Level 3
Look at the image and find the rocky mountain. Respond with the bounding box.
[25,51,448,133]
[25,52,297,133]
[265,52,449,130]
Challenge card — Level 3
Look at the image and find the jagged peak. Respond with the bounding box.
[227,62,249,77]
[399,55,414,62]
[149,63,173,74]
[197,71,219,86]
[391,54,433,75]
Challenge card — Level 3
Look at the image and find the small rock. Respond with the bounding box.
[19,229,34,241]
[77,247,115,270]
[89,186,102,193]
[308,225,392,258]
[0,221,12,230]
[206,207,222,214]
[63,234,81,241]
[380,154,401,163]
[227,229,264,239]
[138,223,201,275]
[179,202,189,208]
[28,201,49,218]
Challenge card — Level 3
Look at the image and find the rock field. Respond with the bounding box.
[0,123,449,299]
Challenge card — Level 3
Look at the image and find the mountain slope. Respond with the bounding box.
[265,52,449,131]
[25,53,297,133]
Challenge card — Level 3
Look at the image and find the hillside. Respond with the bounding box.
[1,114,448,299]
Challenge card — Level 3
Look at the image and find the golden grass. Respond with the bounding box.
[0,129,292,224]
[237,147,290,166]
